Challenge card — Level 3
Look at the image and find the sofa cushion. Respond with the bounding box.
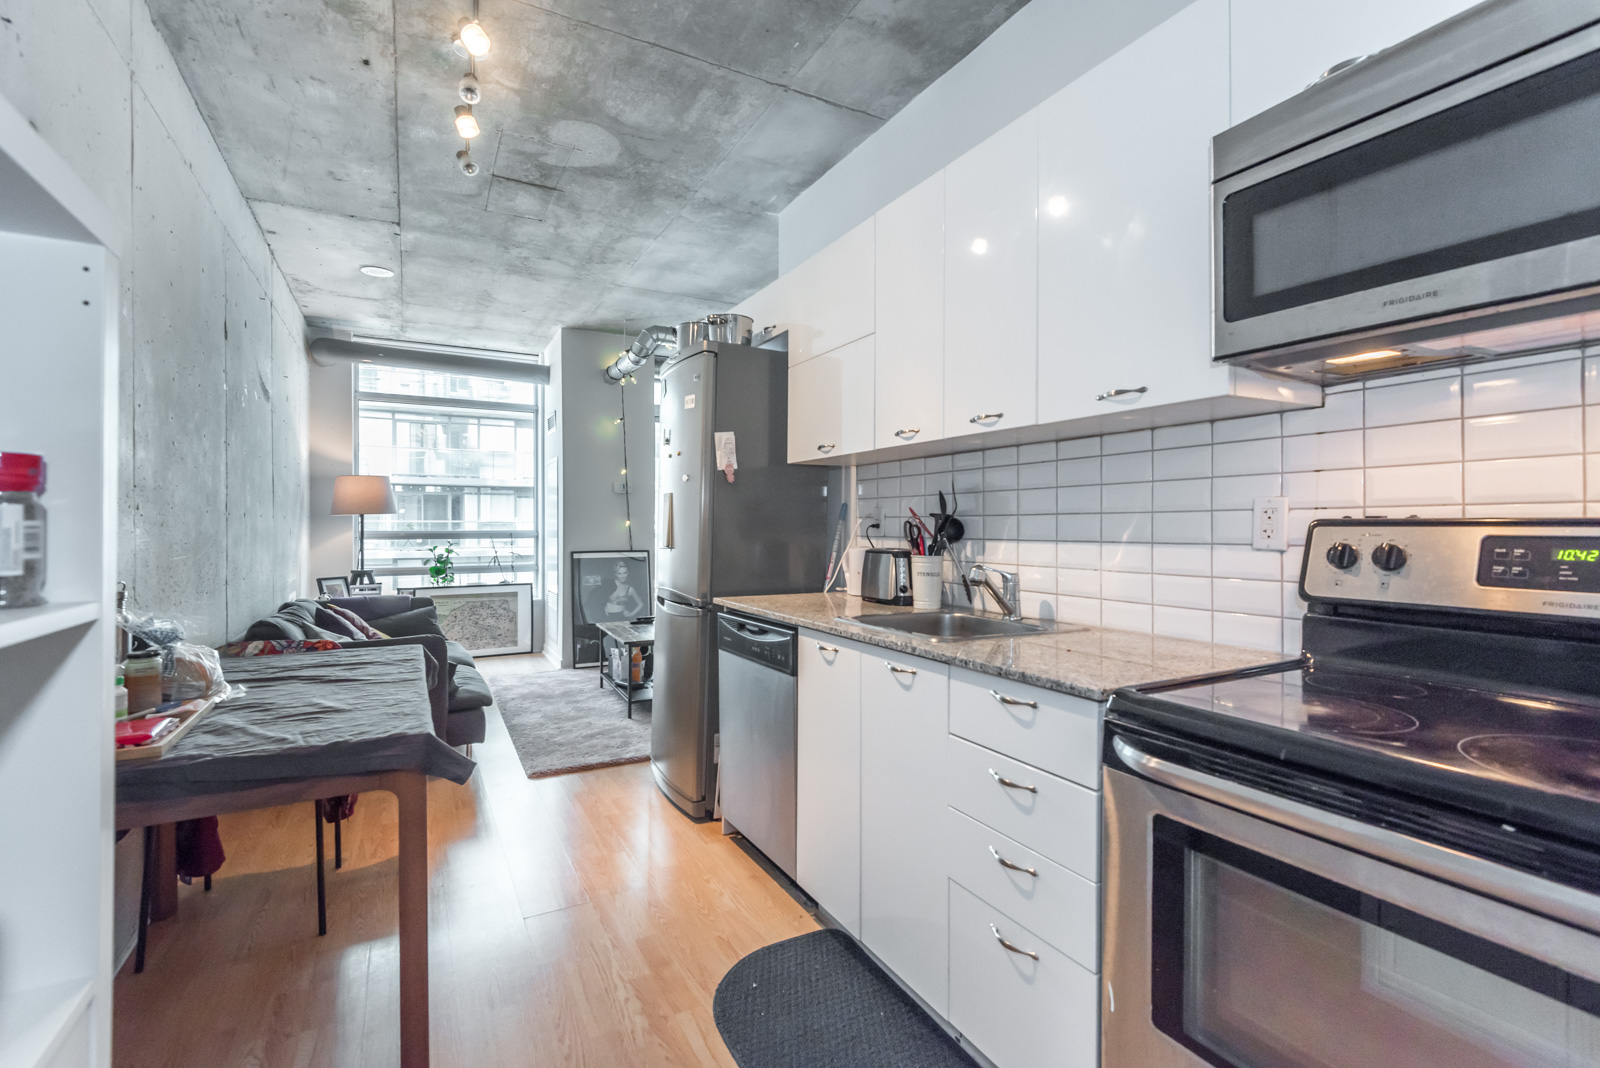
[320,602,385,640]
[449,662,493,712]
[328,594,418,622]
[314,606,367,641]
[368,604,446,639]
[443,640,477,668]
[243,599,349,642]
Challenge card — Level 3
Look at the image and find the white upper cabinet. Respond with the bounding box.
[943,109,1038,440]
[1037,0,1231,426]
[874,171,945,450]
[1231,0,1482,124]
[788,333,874,464]
[787,216,875,365]
[732,270,792,343]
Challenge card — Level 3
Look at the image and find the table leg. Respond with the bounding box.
[151,822,178,922]
[385,770,430,1068]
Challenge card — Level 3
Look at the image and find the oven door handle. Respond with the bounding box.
[1111,735,1600,938]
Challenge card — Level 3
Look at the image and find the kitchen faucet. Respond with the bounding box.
[967,564,1021,621]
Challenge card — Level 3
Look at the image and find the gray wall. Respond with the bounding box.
[777,0,1193,272]
[546,328,658,667]
[0,0,310,643]
[306,358,355,585]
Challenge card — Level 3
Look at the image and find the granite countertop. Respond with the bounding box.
[713,593,1290,702]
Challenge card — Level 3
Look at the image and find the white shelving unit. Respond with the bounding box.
[0,90,123,1068]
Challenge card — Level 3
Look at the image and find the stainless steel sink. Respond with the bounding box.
[840,611,1073,642]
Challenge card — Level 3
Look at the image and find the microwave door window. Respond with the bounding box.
[1224,46,1600,322]
[1151,818,1600,1068]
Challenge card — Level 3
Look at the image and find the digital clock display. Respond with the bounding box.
[1479,536,1600,592]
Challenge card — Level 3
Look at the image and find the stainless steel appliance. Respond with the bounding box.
[1104,518,1600,1068]
[1213,0,1600,382]
[859,548,912,606]
[716,613,798,878]
[652,336,829,818]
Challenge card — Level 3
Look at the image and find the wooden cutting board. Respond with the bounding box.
[115,696,218,762]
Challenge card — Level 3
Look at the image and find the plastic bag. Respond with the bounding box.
[118,605,242,703]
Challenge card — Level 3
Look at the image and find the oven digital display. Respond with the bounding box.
[1478,536,1600,592]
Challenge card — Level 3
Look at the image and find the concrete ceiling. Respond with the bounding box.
[145,0,1028,354]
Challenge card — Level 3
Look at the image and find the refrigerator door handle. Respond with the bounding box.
[662,491,673,549]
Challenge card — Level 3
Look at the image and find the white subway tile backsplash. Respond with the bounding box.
[1152,544,1212,576]
[1465,502,1586,518]
[952,451,983,469]
[1102,571,1152,603]
[1213,473,1284,511]
[1366,463,1463,507]
[982,465,1019,490]
[1018,461,1055,488]
[1057,514,1100,541]
[1212,439,1281,476]
[1017,442,1055,464]
[1153,574,1210,610]
[1153,479,1212,512]
[1152,512,1212,544]
[1057,436,1100,459]
[1284,469,1364,509]
[1212,510,1252,544]
[1018,515,1057,541]
[1283,618,1303,656]
[1103,429,1154,454]
[953,469,983,493]
[1154,423,1211,449]
[1057,485,1099,513]
[1019,565,1056,593]
[1463,455,1584,504]
[1018,541,1057,567]
[1058,568,1101,598]
[899,457,926,475]
[1018,487,1057,514]
[1102,512,1154,543]
[1102,451,1154,482]
[1057,595,1101,625]
[1464,359,1582,417]
[1463,409,1583,460]
[1588,357,1600,404]
[983,489,1018,514]
[1365,376,1461,427]
[1102,482,1154,512]
[1153,445,1212,480]
[1101,600,1153,633]
[1213,578,1282,616]
[1212,545,1282,580]
[1154,605,1212,642]
[1282,390,1363,436]
[984,445,1019,466]
[1591,456,1600,500]
[1283,429,1363,472]
[1102,543,1153,573]
[1058,542,1100,569]
[1364,421,1462,467]
[1212,413,1282,443]
[1283,582,1308,619]
[924,454,953,473]
[985,515,1020,543]
[1213,612,1283,652]
[1057,457,1100,486]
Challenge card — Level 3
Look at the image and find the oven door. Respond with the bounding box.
[1104,736,1600,1068]
[1213,19,1600,369]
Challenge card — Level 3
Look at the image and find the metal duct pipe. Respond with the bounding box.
[308,335,549,384]
[603,325,678,382]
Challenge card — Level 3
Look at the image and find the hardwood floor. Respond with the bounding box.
[113,654,819,1067]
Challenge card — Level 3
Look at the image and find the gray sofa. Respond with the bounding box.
[241,595,491,746]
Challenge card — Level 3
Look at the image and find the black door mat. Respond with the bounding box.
[713,928,980,1068]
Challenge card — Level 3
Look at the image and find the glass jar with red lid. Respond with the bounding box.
[0,452,47,609]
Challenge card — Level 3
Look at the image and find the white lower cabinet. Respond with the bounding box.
[950,882,1100,1068]
[945,734,1101,881]
[860,651,951,1016]
[949,667,1101,789]
[796,630,863,935]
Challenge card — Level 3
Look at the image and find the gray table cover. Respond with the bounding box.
[116,646,476,803]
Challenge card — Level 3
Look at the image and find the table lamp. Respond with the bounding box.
[331,475,397,585]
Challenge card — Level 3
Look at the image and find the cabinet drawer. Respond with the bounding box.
[946,735,1099,880]
[946,807,1098,972]
[950,882,1099,1068]
[949,667,1100,788]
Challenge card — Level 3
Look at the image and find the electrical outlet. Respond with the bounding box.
[1252,496,1289,551]
[612,480,628,494]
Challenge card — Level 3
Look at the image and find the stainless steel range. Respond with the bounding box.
[1104,518,1600,1068]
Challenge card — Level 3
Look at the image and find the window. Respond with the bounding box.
[355,364,541,587]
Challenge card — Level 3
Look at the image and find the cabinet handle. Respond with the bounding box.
[1096,386,1148,401]
[988,768,1037,793]
[988,689,1038,709]
[815,642,839,653]
[886,662,918,676]
[969,412,1004,424]
[990,924,1039,961]
[989,845,1038,878]
[817,443,836,452]
[895,427,920,439]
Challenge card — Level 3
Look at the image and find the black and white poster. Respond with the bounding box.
[571,551,651,666]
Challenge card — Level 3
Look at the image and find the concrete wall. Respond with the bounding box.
[306,358,355,585]
[546,328,658,667]
[777,0,1192,272]
[0,0,310,643]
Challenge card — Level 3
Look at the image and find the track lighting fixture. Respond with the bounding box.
[454,104,481,139]
[456,148,479,176]
[458,72,481,104]
[453,17,491,58]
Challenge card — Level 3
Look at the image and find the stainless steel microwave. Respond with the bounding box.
[1213,0,1600,382]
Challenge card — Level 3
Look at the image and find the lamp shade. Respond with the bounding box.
[331,475,397,516]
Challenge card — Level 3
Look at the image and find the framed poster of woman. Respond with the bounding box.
[571,550,652,666]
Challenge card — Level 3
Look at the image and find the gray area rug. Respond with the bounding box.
[713,929,978,1068]
[493,668,652,778]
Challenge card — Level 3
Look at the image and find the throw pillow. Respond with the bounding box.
[313,606,366,641]
[321,602,386,640]
[367,604,446,639]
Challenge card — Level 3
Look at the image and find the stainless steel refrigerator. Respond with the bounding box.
[652,339,830,818]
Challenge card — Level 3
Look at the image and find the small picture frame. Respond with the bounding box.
[316,576,350,598]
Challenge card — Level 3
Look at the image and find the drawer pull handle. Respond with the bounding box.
[895,427,920,438]
[816,642,839,653]
[887,663,918,676]
[990,924,1039,961]
[989,845,1038,877]
[817,443,836,452]
[988,689,1038,709]
[1096,386,1148,401]
[969,412,1004,424]
[989,768,1037,793]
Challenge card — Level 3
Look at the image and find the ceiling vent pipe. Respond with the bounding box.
[603,325,678,383]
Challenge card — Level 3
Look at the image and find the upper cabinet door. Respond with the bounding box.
[732,271,792,344]
[1037,0,1231,426]
[875,171,944,450]
[788,216,875,365]
[1231,0,1482,124]
[943,110,1038,440]
[787,334,874,464]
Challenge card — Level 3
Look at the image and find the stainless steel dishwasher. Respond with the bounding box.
[716,613,798,879]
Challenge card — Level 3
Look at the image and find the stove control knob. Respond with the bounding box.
[1371,542,1408,572]
[1325,542,1360,570]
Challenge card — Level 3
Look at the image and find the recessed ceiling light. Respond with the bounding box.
[970,238,988,255]
[454,104,481,139]
[1046,195,1069,217]
[359,265,395,278]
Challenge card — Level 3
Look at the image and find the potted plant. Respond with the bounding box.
[427,542,458,586]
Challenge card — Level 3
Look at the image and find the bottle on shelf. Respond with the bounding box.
[124,648,162,715]
[0,451,47,609]
[113,673,128,718]
[630,646,644,684]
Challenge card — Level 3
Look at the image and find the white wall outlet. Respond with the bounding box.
[612,480,628,494]
[1252,496,1289,551]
